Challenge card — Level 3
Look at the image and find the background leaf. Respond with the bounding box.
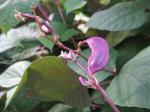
[106,31,137,47]
[14,56,90,109]
[0,61,31,88]
[0,0,40,32]
[107,46,150,109]
[87,1,150,31]
[64,0,87,13]
[60,29,80,42]
[0,23,39,53]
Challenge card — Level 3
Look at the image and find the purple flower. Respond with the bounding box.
[80,37,109,75]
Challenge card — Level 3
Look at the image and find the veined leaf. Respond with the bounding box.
[64,0,87,13]
[107,46,150,109]
[14,56,90,109]
[0,0,40,32]
[87,1,149,31]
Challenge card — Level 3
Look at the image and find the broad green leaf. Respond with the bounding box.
[87,1,149,31]
[51,21,68,35]
[0,61,31,110]
[5,86,39,112]
[38,37,54,50]
[14,56,90,109]
[116,37,150,71]
[107,46,150,109]
[60,29,80,41]
[0,23,38,53]
[0,0,40,32]
[0,61,31,88]
[102,104,150,112]
[64,0,87,13]
[106,31,137,47]
[67,49,118,82]
[5,86,18,110]
[48,103,80,112]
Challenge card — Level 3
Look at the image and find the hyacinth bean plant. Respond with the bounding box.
[0,0,150,112]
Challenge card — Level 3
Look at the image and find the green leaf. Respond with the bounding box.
[107,46,150,109]
[0,23,38,53]
[0,61,31,110]
[106,31,137,47]
[10,46,47,62]
[60,29,80,41]
[64,0,87,13]
[14,56,90,109]
[0,61,31,88]
[67,49,118,82]
[87,1,149,31]
[48,103,80,112]
[38,37,54,50]
[116,37,149,71]
[0,0,40,32]
[102,104,150,112]
[51,21,68,35]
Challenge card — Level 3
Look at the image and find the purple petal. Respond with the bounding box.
[80,37,109,75]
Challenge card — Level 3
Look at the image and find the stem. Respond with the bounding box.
[93,83,120,112]
[74,60,88,74]
[20,13,36,20]
[38,3,50,23]
[52,0,66,23]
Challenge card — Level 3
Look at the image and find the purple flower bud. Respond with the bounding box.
[80,37,109,75]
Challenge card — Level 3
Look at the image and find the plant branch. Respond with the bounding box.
[38,3,51,23]
[93,83,120,112]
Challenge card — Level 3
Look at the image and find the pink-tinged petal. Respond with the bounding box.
[80,37,109,75]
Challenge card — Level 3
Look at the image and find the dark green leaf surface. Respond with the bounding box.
[38,37,54,50]
[0,0,40,32]
[14,56,90,109]
[107,46,150,109]
[87,1,149,31]
[106,31,137,47]
[64,0,87,13]
[60,29,80,41]
[48,103,80,112]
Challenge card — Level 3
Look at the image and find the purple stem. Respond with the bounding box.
[94,83,120,112]
[74,60,88,74]
[20,13,36,20]
[52,0,66,23]
[38,3,50,23]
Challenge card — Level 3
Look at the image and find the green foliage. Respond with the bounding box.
[0,0,150,111]
[87,0,150,31]
[107,46,150,109]
[106,31,137,47]
[60,29,80,41]
[14,56,90,109]
[0,61,31,110]
[0,23,38,53]
[51,21,80,41]
[38,37,54,50]
[64,0,87,13]
[0,0,40,32]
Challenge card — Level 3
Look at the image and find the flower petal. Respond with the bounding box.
[80,37,109,75]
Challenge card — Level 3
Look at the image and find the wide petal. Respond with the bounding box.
[80,37,109,75]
